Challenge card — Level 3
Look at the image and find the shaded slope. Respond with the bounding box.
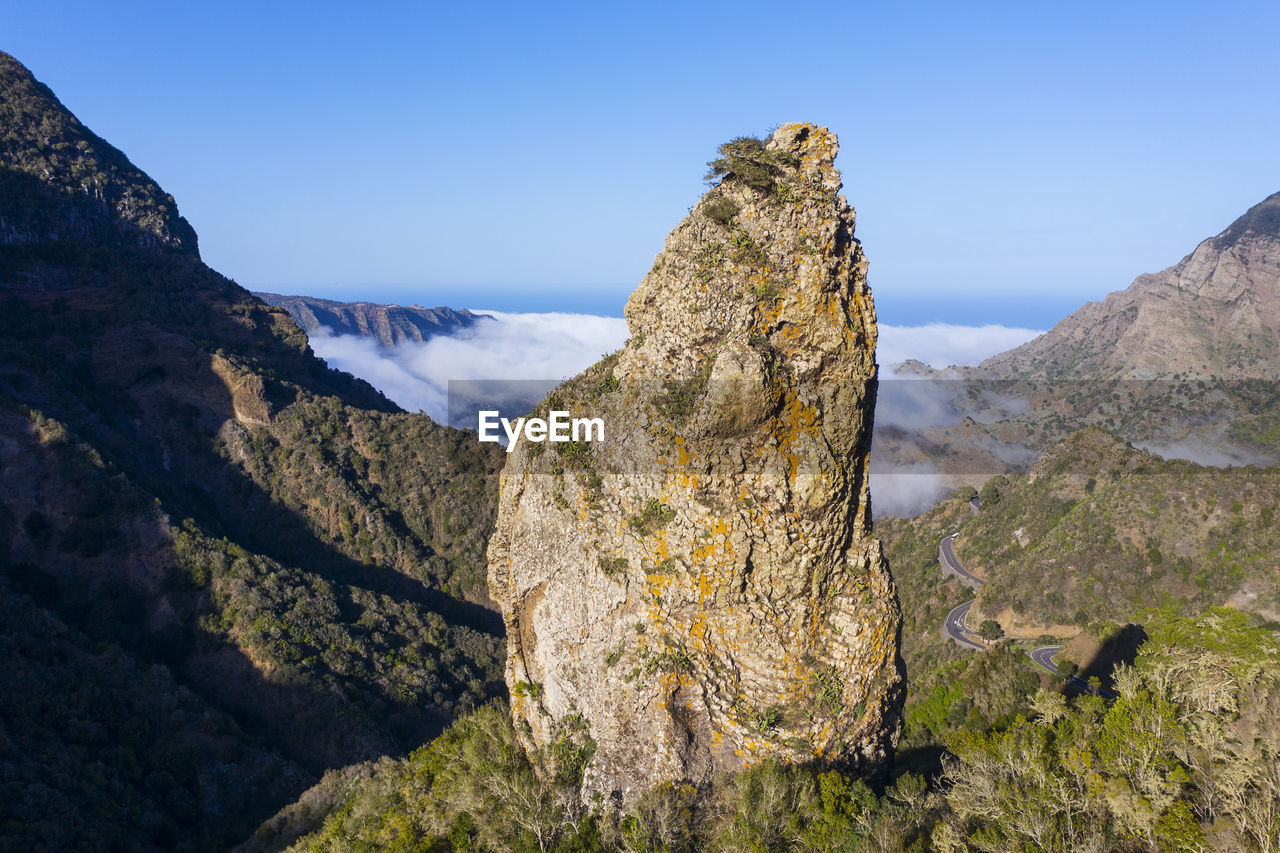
[0,51,506,848]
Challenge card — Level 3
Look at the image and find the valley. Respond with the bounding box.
[2,41,1279,853]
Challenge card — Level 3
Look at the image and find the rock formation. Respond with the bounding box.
[487,123,903,805]
[980,191,1280,379]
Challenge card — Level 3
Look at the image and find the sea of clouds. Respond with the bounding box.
[305,312,1044,517]
[309,311,630,422]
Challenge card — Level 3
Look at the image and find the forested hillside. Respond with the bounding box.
[0,50,505,849]
[910,428,1279,638]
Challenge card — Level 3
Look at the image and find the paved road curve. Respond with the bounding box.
[940,534,1115,698]
[939,534,985,588]
[940,532,986,649]
[1028,646,1118,698]
[945,600,985,650]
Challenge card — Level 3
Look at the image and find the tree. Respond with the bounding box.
[978,475,1007,507]
[978,619,1004,641]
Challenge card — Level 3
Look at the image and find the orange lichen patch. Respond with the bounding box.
[768,395,820,483]
[488,122,899,801]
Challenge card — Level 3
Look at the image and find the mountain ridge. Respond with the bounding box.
[255,291,488,346]
[0,50,199,255]
[978,190,1280,379]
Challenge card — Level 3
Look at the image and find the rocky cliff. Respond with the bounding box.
[255,292,487,346]
[980,191,1280,379]
[487,124,903,805]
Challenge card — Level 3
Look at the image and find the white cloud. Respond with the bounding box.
[308,311,630,422]
[307,314,1044,517]
[878,323,1043,372]
[869,466,957,519]
[1136,439,1274,468]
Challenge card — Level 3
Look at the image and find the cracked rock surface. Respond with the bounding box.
[487,123,904,806]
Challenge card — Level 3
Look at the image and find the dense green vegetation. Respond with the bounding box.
[0,573,303,851]
[275,609,1280,852]
[0,52,506,848]
[955,428,1280,632]
[940,609,1280,851]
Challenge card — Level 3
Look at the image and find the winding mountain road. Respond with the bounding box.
[940,533,985,588]
[940,531,1109,695]
[940,533,986,648]
[1027,645,1117,698]
[945,600,985,650]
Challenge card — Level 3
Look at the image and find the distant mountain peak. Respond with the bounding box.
[255,292,489,346]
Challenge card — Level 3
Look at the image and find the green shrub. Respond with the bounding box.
[597,556,628,576]
[628,498,677,535]
[704,135,798,196]
[730,229,769,267]
[745,705,783,734]
[702,195,740,228]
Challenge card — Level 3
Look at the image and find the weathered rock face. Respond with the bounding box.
[979,191,1280,380]
[487,123,903,805]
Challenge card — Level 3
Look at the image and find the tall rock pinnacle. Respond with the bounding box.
[487,123,903,805]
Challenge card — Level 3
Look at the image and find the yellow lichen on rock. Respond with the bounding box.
[486,123,903,807]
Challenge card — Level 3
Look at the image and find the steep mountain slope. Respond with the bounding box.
[0,51,505,848]
[255,292,487,346]
[871,194,1280,504]
[0,54,198,254]
[980,192,1280,379]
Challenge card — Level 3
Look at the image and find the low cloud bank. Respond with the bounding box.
[308,310,630,422]
[1136,438,1274,468]
[868,466,958,519]
[308,313,1046,517]
[878,323,1043,373]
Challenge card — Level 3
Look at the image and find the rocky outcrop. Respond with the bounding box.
[487,123,903,805]
[254,292,487,346]
[980,191,1280,379]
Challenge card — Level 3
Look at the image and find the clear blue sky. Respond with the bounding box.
[5,1,1278,324]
